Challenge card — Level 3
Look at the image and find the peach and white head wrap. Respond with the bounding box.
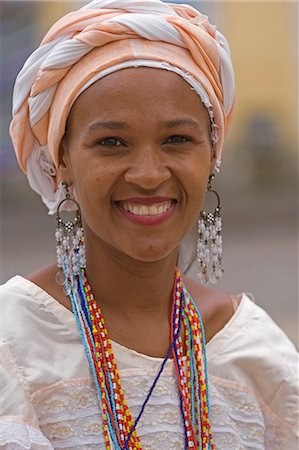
[10,0,235,214]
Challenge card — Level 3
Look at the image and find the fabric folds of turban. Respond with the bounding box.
[10,0,235,214]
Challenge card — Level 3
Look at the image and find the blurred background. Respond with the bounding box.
[0,1,298,346]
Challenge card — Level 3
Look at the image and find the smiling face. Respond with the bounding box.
[58,67,214,265]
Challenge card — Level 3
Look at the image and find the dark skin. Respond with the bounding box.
[27,68,238,358]
[27,264,235,357]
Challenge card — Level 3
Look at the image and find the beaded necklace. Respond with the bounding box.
[65,268,214,449]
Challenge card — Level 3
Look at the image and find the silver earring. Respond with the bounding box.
[197,175,223,285]
[55,182,86,290]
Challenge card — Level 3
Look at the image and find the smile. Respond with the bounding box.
[119,200,173,216]
[114,198,177,226]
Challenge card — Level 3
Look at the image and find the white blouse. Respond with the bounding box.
[0,276,298,449]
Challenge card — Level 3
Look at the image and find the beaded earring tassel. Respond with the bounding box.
[197,175,224,285]
[55,182,86,292]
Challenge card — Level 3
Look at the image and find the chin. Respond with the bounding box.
[123,242,178,264]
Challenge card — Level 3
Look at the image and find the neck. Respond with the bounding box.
[84,239,178,320]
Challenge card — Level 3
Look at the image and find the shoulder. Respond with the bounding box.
[205,291,299,429]
[183,275,238,344]
[0,275,38,313]
[210,293,298,363]
[182,278,298,426]
[0,276,44,371]
[204,288,298,378]
[0,272,65,345]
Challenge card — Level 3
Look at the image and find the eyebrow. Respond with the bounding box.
[86,118,203,134]
[163,118,203,130]
[86,121,129,134]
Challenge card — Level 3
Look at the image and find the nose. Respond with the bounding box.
[124,147,171,189]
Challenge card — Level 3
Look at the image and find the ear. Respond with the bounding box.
[55,137,73,188]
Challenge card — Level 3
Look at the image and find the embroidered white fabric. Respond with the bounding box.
[0,276,298,449]
[30,375,277,449]
[0,421,53,449]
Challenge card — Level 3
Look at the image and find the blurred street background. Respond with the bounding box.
[0,1,298,347]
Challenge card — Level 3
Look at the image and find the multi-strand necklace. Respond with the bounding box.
[64,268,214,449]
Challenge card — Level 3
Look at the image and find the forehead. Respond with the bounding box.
[67,67,210,128]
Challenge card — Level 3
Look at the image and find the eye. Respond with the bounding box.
[164,135,192,144]
[96,137,123,147]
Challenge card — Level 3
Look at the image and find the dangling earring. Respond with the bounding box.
[55,182,86,291]
[197,175,223,285]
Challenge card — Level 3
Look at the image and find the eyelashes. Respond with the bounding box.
[96,137,123,147]
[95,135,193,148]
[165,135,192,144]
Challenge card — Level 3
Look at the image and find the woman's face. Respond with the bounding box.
[59,68,214,263]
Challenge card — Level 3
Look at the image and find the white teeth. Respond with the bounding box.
[139,206,148,215]
[149,206,158,215]
[120,201,173,216]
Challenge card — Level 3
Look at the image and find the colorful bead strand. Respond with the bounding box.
[84,282,140,449]
[63,264,214,449]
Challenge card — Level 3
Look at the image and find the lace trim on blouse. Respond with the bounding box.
[26,374,288,449]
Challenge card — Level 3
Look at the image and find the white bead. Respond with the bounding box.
[62,237,69,248]
[198,272,208,285]
[215,235,222,245]
[197,241,205,251]
[72,238,79,247]
[203,229,210,240]
[56,246,63,256]
[55,229,63,241]
[76,228,83,238]
[210,275,218,284]
[198,221,205,232]
[79,247,85,256]
[212,255,218,263]
[71,254,78,264]
[210,227,217,239]
[211,244,218,255]
[63,285,72,296]
[80,256,86,266]
[216,245,222,255]
[55,270,66,286]
[215,218,222,231]
[56,257,62,266]
[216,268,224,278]
[197,251,204,260]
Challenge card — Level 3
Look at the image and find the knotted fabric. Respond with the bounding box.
[10,0,235,213]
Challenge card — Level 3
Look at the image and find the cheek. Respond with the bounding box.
[181,159,210,197]
[183,169,210,224]
[94,168,117,184]
[73,164,118,220]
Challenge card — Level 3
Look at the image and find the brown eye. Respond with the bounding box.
[165,135,191,144]
[97,137,123,147]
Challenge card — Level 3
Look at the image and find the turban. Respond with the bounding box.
[10,0,235,214]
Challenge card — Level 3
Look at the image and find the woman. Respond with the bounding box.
[1,0,298,449]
